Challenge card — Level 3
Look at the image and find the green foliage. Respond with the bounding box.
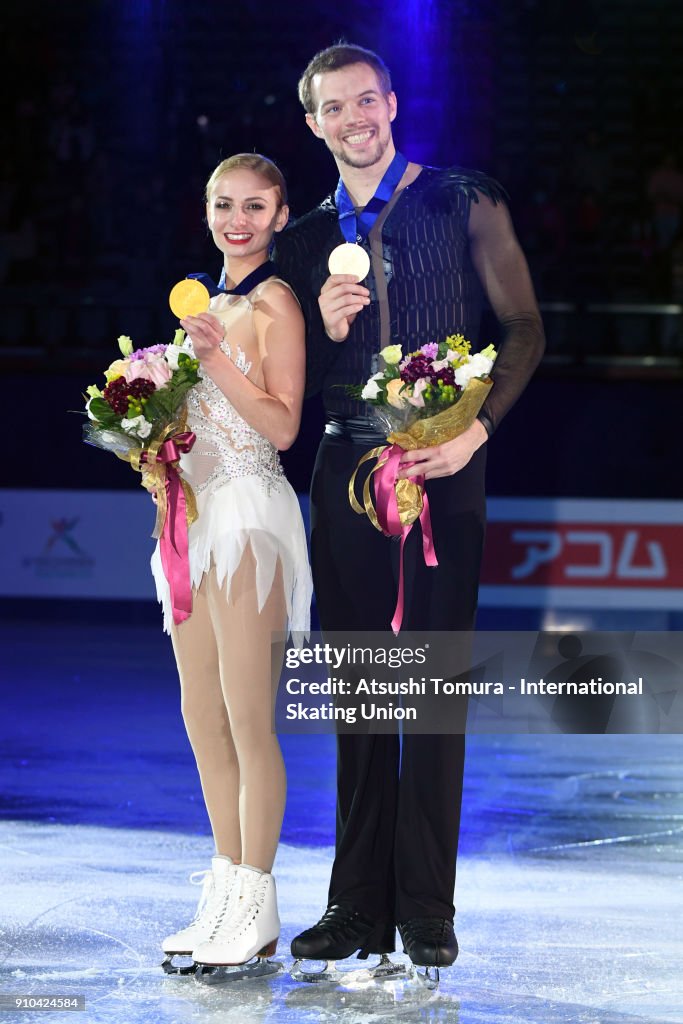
[88,396,118,426]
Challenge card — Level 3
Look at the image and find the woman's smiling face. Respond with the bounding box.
[206,168,288,261]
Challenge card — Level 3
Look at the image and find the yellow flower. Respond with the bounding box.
[380,344,402,365]
[444,333,470,357]
[386,378,409,408]
[117,334,134,357]
[104,359,128,382]
[172,328,186,347]
[86,384,103,399]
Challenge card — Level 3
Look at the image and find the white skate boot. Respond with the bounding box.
[161,855,237,975]
[192,864,282,983]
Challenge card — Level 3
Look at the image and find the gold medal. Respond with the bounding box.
[328,242,370,282]
[169,279,210,319]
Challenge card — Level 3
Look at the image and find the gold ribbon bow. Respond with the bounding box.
[118,409,198,539]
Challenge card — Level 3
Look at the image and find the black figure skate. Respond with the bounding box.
[289,904,405,985]
[397,916,458,990]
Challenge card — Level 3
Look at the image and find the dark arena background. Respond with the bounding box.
[1,2,681,1023]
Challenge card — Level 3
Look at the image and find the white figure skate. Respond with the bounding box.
[161,855,237,976]
[192,864,282,984]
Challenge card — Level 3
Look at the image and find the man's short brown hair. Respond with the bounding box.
[298,43,393,115]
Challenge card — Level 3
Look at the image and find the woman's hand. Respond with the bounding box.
[179,312,224,363]
[397,420,488,480]
[184,282,305,451]
[140,466,159,504]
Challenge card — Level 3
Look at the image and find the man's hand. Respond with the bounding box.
[179,312,224,363]
[397,420,488,480]
[319,274,370,341]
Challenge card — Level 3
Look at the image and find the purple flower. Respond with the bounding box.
[420,342,438,359]
[130,344,168,361]
[400,354,433,384]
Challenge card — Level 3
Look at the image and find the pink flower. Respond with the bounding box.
[406,378,428,408]
[124,353,172,389]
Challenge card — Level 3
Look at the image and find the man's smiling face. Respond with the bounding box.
[306,62,397,171]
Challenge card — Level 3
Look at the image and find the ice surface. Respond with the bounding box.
[1,619,682,1023]
[2,819,682,1024]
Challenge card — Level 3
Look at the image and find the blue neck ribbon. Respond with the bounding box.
[334,151,409,243]
[188,260,279,297]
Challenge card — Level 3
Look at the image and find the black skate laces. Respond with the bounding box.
[400,918,452,941]
[311,905,372,939]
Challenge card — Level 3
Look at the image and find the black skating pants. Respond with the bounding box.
[310,432,486,927]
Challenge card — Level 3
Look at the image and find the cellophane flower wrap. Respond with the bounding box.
[349,335,496,632]
[82,331,201,624]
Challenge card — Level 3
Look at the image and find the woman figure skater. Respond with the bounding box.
[154,154,312,974]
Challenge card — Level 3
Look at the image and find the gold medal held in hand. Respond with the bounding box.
[328,242,370,282]
[169,279,210,319]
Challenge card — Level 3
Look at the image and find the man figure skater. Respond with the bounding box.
[276,43,544,971]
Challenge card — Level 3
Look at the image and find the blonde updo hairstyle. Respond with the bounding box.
[205,153,288,208]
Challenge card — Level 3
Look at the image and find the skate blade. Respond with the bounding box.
[290,953,407,986]
[407,964,440,991]
[161,954,197,977]
[194,958,283,984]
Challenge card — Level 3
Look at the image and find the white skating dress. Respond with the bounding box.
[151,279,312,636]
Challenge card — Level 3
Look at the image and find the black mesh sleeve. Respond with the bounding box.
[467,190,545,434]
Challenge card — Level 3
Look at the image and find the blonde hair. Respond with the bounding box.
[205,153,288,207]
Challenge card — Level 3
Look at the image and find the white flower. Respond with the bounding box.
[164,337,196,370]
[469,352,495,376]
[454,352,494,388]
[453,364,475,388]
[361,378,382,400]
[85,397,97,421]
[121,415,153,439]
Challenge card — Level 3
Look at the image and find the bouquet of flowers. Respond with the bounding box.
[355,334,496,432]
[83,330,201,624]
[84,330,199,450]
[349,335,497,632]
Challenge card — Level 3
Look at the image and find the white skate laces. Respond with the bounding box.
[186,868,215,923]
[192,865,280,968]
[209,867,269,943]
[162,855,237,956]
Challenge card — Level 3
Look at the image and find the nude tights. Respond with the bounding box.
[170,546,286,873]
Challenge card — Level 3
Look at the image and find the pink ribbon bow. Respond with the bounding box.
[372,444,438,633]
[142,431,196,625]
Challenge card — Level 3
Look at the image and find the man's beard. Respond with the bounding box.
[331,131,391,170]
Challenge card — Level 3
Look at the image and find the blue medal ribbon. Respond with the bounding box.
[187,260,279,297]
[334,151,409,243]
